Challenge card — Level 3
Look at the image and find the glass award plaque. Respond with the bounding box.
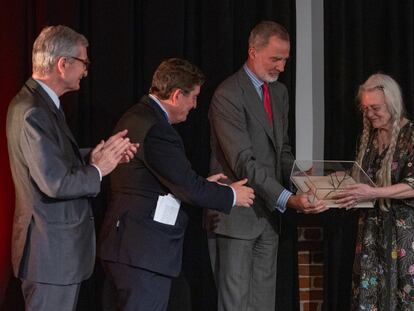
[290,160,376,208]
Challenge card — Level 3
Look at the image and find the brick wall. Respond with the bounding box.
[298,216,324,311]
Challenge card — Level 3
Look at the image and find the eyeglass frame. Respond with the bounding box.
[359,85,387,114]
[68,56,91,70]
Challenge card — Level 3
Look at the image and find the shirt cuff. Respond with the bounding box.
[229,186,236,207]
[276,189,293,213]
[91,164,102,181]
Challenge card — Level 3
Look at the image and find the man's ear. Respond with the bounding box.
[248,47,256,60]
[56,56,67,75]
[170,88,181,104]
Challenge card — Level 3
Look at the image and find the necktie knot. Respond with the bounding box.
[262,82,269,93]
[261,82,273,123]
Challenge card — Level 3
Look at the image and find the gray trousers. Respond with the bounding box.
[211,220,279,311]
[21,279,80,311]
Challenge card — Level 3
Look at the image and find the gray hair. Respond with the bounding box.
[32,25,88,76]
[356,73,405,211]
[357,73,405,122]
[248,21,290,50]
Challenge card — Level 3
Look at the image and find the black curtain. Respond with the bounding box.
[79,1,299,311]
[2,1,299,310]
[323,1,414,310]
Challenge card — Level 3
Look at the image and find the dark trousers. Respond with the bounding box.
[102,261,172,311]
[21,279,80,311]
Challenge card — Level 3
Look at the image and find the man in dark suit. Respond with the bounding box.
[6,25,138,311]
[98,58,255,311]
[208,21,328,310]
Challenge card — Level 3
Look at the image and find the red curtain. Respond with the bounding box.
[0,1,76,305]
[0,2,29,304]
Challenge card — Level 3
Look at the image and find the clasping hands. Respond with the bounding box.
[207,174,255,208]
[230,178,255,207]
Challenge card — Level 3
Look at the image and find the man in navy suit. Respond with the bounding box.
[98,58,255,311]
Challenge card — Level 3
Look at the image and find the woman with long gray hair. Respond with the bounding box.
[336,73,414,310]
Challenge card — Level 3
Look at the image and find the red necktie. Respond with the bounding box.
[262,82,273,123]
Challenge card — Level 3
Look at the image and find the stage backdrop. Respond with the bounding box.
[0,1,80,309]
[1,1,298,310]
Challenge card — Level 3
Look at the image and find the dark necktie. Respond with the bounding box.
[57,105,66,121]
[261,82,273,123]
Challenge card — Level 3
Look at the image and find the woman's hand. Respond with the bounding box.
[333,183,377,208]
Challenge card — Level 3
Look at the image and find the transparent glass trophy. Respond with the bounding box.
[290,160,376,208]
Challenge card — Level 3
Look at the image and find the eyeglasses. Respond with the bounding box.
[360,104,386,114]
[359,85,385,114]
[70,56,91,70]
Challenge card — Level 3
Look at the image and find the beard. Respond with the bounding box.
[263,72,279,83]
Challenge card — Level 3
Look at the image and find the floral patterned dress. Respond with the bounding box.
[351,121,414,311]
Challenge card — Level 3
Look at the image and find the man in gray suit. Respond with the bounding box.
[208,21,327,310]
[6,25,138,311]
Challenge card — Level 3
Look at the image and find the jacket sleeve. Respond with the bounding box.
[20,106,101,199]
[143,122,233,214]
[279,87,295,188]
[209,84,292,211]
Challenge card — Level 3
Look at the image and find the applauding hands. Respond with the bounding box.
[90,129,139,176]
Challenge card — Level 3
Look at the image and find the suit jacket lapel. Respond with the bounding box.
[145,96,170,123]
[237,69,277,149]
[269,84,283,150]
[26,78,83,162]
